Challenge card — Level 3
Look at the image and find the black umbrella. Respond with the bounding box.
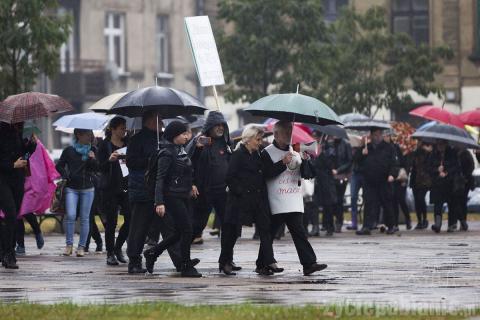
[310,124,348,140]
[107,86,207,118]
[412,123,479,149]
[344,119,391,131]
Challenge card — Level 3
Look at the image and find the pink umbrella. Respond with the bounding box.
[409,105,464,129]
[266,122,314,144]
[459,109,480,126]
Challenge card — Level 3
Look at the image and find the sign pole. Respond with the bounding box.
[212,85,220,111]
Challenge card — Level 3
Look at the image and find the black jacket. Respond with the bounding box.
[458,149,475,191]
[312,147,337,207]
[224,144,269,226]
[409,147,433,189]
[56,146,99,189]
[353,141,397,185]
[187,111,232,194]
[429,146,459,203]
[154,141,193,205]
[0,124,36,182]
[97,138,128,193]
[126,128,160,202]
[332,139,353,178]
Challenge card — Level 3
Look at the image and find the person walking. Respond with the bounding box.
[312,137,338,237]
[355,128,398,235]
[97,116,131,265]
[429,140,460,233]
[0,122,36,268]
[409,141,433,229]
[126,111,183,274]
[188,111,232,244]
[56,129,98,257]
[143,121,201,277]
[456,148,475,231]
[219,125,282,276]
[261,121,327,276]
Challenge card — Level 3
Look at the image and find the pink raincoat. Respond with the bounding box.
[0,140,60,219]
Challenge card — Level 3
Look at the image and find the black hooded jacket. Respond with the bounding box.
[353,140,398,185]
[186,111,232,194]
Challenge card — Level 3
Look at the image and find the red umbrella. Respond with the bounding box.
[409,105,464,129]
[0,92,74,124]
[459,109,480,126]
[266,122,314,144]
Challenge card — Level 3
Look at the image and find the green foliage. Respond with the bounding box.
[0,0,71,99]
[217,0,328,103]
[217,2,453,117]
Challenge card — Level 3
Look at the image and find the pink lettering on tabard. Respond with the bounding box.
[276,187,301,194]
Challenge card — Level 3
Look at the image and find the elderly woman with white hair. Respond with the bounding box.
[218,124,282,276]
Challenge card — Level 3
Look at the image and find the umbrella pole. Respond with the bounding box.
[212,85,221,112]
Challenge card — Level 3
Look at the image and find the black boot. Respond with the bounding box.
[114,247,127,263]
[303,263,328,276]
[181,263,202,278]
[128,258,147,274]
[143,248,161,274]
[308,224,320,237]
[219,263,236,276]
[106,252,119,266]
[176,258,200,272]
[460,220,469,231]
[231,261,242,271]
[431,215,442,233]
[2,252,18,269]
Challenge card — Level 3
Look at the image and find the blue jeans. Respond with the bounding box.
[64,187,94,248]
[350,172,364,227]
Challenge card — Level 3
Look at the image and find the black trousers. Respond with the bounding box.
[271,212,317,267]
[322,204,335,233]
[0,178,23,257]
[103,190,131,253]
[16,213,41,247]
[303,201,319,230]
[149,197,193,265]
[219,203,275,268]
[392,182,411,226]
[412,187,428,223]
[457,188,469,222]
[334,182,347,226]
[126,200,182,267]
[192,191,227,238]
[433,200,457,227]
[85,191,103,250]
[363,181,395,229]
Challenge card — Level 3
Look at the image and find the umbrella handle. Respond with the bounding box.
[156,115,160,150]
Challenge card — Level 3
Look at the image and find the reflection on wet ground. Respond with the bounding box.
[1,222,479,310]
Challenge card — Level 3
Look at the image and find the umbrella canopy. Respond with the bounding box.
[245,93,341,125]
[339,113,369,123]
[0,92,73,124]
[412,123,479,149]
[88,92,129,113]
[265,122,314,145]
[391,121,417,155]
[459,108,480,126]
[107,86,207,118]
[409,105,464,129]
[344,119,391,131]
[53,113,112,130]
[310,124,348,140]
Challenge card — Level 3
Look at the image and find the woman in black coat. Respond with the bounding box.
[0,122,36,269]
[97,117,130,265]
[312,137,338,236]
[429,140,460,232]
[218,124,282,276]
[143,121,201,278]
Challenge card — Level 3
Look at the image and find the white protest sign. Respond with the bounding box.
[185,16,225,87]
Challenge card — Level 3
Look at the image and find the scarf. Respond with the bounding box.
[73,142,91,161]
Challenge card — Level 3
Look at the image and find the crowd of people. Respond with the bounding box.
[0,111,476,276]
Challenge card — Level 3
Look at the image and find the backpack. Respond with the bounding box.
[144,148,174,198]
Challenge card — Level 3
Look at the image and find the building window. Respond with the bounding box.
[104,12,126,73]
[392,0,429,45]
[156,15,170,75]
[323,0,349,23]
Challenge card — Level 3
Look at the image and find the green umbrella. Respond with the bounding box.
[244,93,342,125]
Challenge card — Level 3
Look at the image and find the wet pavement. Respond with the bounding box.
[1,221,479,310]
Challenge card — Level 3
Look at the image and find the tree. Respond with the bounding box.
[0,0,71,99]
[217,0,329,103]
[309,6,453,117]
[217,2,453,117]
